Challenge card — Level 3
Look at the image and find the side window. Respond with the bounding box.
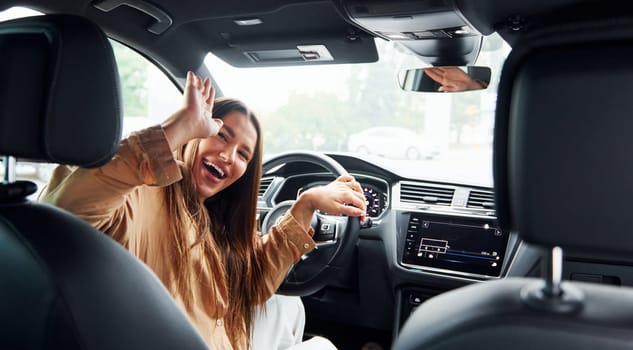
[109,40,182,136]
[0,7,183,199]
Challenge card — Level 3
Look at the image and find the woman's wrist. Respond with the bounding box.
[289,191,317,230]
[161,109,196,151]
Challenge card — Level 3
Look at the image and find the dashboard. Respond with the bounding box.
[260,173,389,219]
[257,153,522,336]
[259,159,514,276]
[257,152,633,344]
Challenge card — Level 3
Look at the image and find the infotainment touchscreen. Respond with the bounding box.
[402,215,508,277]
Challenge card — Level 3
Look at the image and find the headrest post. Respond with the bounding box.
[2,156,16,183]
[521,245,582,312]
[543,246,563,297]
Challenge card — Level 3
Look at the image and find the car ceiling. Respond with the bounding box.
[5,0,598,76]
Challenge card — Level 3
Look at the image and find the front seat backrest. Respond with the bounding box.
[0,14,208,349]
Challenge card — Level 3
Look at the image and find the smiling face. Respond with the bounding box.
[192,110,258,200]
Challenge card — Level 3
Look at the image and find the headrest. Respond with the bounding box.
[494,17,633,256]
[0,14,122,167]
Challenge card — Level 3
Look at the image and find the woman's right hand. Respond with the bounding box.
[161,71,224,150]
[289,174,367,232]
[423,67,485,92]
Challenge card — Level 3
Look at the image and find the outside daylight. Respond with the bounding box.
[204,36,510,186]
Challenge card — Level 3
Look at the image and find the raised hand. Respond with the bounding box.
[161,71,224,150]
[423,67,486,92]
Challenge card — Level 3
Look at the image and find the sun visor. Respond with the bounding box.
[213,36,376,67]
[202,2,378,67]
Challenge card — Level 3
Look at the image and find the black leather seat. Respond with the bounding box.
[0,15,208,349]
[393,14,633,350]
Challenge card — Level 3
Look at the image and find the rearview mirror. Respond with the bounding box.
[399,66,491,93]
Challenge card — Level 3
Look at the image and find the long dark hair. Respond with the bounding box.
[204,98,266,348]
[165,97,265,349]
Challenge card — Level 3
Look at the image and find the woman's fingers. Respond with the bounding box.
[344,195,366,216]
[336,174,353,182]
[201,78,214,107]
[183,71,194,99]
[349,180,363,193]
[424,67,443,82]
[187,71,210,95]
[334,175,364,197]
[206,85,216,106]
[181,71,220,138]
[202,77,210,97]
[191,73,198,88]
[337,175,363,192]
[322,180,367,216]
[335,202,364,217]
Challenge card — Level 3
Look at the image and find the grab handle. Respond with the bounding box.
[93,0,173,35]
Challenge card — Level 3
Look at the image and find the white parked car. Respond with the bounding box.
[348,126,439,160]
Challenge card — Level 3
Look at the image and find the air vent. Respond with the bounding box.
[258,177,274,198]
[400,183,454,206]
[467,190,495,209]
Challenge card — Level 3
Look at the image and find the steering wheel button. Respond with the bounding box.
[320,222,335,234]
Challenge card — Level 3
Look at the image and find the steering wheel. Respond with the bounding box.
[260,151,361,296]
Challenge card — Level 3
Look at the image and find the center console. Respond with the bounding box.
[395,212,511,334]
[400,213,509,278]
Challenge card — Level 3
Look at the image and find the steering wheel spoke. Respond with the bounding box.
[312,212,339,242]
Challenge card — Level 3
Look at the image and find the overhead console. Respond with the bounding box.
[337,0,483,65]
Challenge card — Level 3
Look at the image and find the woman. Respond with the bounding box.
[41,72,366,349]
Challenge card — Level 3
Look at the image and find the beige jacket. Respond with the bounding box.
[41,126,316,349]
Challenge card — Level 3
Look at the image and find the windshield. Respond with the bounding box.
[205,35,510,187]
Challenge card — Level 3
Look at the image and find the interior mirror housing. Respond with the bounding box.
[399,66,491,92]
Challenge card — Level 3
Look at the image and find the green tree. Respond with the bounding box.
[262,92,355,154]
[110,41,148,117]
[347,49,400,126]
[347,40,428,133]
[449,92,480,144]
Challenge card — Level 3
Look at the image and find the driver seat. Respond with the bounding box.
[0,14,208,349]
[393,13,633,350]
